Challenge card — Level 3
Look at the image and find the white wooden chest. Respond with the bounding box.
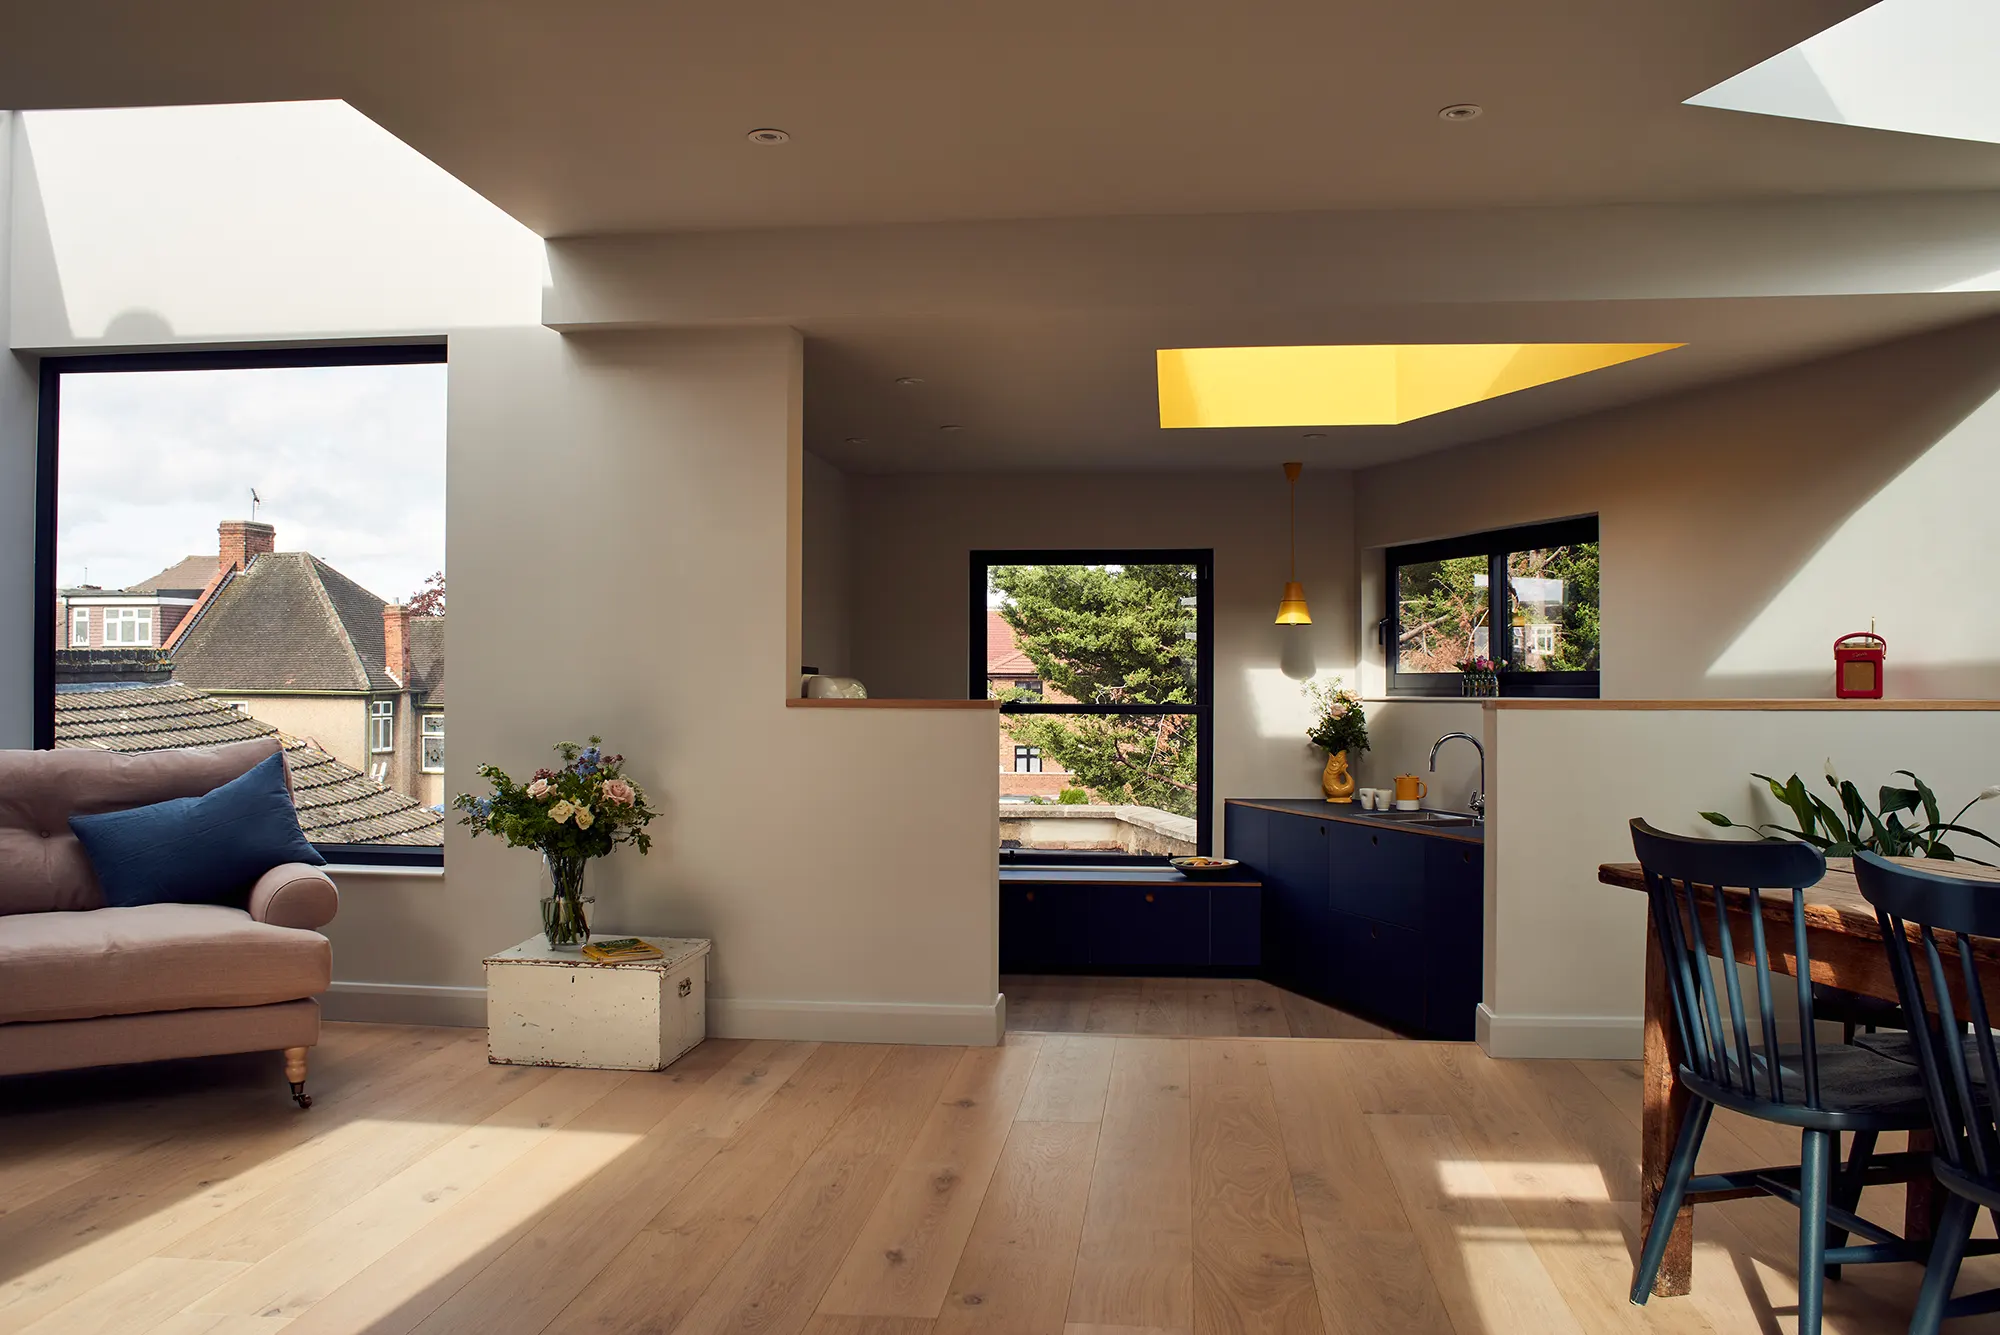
[484,935,711,1071]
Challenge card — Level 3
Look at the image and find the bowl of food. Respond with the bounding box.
[1169,856,1241,881]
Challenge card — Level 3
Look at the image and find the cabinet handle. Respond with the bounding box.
[1144,893,1156,903]
[1371,924,1380,939]
[1371,835,1378,846]
[1024,891,1034,902]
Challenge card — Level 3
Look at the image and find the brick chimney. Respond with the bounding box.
[383,603,412,684]
[218,520,275,575]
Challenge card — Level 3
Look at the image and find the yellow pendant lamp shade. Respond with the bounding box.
[1275,461,1312,625]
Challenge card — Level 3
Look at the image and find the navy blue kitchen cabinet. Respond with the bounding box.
[998,871,1261,974]
[1226,800,1484,1040]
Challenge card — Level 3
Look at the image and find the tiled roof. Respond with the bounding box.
[53,682,443,846]
[987,610,1034,676]
[407,616,445,704]
[171,552,401,693]
[130,555,217,595]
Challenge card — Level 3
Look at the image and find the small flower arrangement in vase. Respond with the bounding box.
[1304,678,1370,803]
[453,737,658,950]
[1456,656,1500,697]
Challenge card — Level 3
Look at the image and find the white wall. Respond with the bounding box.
[1482,703,2000,1058]
[801,450,852,678]
[1355,315,2000,700]
[8,104,1002,1044]
[843,468,1355,848]
[0,115,35,749]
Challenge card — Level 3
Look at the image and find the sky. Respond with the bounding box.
[57,362,446,602]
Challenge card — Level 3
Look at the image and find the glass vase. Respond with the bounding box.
[540,853,594,950]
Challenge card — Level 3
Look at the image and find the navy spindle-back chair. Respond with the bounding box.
[1855,851,2000,1333]
[1630,821,1940,1334]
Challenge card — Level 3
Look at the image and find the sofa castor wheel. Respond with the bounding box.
[285,1047,311,1108]
[291,1084,312,1109]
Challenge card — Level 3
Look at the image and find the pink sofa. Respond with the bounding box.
[0,738,338,1106]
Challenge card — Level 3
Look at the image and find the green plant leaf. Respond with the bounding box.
[1900,770,1945,830]
[1699,812,1736,828]
[1880,786,1923,817]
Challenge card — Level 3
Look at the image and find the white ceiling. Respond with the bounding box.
[3,1,1998,238]
[9,0,2000,473]
[802,294,2000,472]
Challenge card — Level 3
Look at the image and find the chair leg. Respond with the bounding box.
[1631,1097,1712,1305]
[284,1046,311,1109]
[1911,1193,1979,1335]
[1798,1129,1832,1335]
[1824,1128,1878,1281]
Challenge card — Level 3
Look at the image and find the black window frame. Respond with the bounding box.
[34,343,449,869]
[970,548,1214,865]
[1013,745,1043,774]
[1382,516,1601,699]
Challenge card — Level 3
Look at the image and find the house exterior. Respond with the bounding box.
[54,679,443,845]
[56,553,214,651]
[162,520,445,806]
[986,609,1074,801]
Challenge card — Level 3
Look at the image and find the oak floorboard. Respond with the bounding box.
[819,1040,1044,1318]
[1368,1113,1589,1335]
[1014,1035,1115,1124]
[285,1039,813,1335]
[1181,981,1239,1038]
[16,1257,245,1335]
[1187,1042,1322,1335]
[1065,1039,1193,1330]
[1262,1042,1452,1335]
[669,1045,963,1335]
[801,1318,936,1335]
[539,1042,889,1335]
[1081,979,1144,1036]
[183,1065,632,1322]
[1228,982,1288,1039]
[0,1028,501,1333]
[1135,979,1192,1037]
[932,1119,1100,1335]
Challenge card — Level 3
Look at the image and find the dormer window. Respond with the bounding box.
[103,607,152,645]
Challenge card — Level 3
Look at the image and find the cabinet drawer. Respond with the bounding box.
[1224,803,1270,870]
[1088,887,1210,968]
[1209,886,1262,968]
[1329,910,1425,1032]
[999,885,1088,972]
[1330,824,1426,929]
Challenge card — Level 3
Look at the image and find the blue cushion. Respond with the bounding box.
[69,752,326,909]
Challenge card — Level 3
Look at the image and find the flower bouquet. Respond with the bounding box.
[454,737,659,949]
[1456,656,1499,697]
[1304,678,1369,804]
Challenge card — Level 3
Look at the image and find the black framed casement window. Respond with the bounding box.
[35,344,448,868]
[1383,516,1600,698]
[971,549,1214,864]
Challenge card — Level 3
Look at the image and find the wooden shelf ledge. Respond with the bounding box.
[1485,699,2000,711]
[785,697,1000,710]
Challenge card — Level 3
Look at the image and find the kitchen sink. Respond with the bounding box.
[1372,809,1480,825]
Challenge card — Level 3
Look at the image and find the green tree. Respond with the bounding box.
[1395,556,1489,672]
[990,563,1198,818]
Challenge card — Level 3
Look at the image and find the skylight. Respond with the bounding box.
[1155,343,1683,429]
[1687,0,2000,146]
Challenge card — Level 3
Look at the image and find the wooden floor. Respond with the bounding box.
[1003,974,1399,1039]
[4,1024,1996,1335]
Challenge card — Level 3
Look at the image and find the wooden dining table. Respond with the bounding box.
[1598,855,2000,1297]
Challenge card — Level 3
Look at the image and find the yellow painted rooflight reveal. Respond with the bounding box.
[1156,343,1684,428]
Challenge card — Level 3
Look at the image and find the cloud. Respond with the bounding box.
[57,361,446,602]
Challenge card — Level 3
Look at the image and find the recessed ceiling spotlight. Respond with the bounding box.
[939,424,964,432]
[1438,103,1484,122]
[746,127,791,144]
[895,376,924,386]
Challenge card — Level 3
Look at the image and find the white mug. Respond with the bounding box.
[1357,790,1377,810]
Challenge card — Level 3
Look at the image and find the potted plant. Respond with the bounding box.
[1304,678,1370,804]
[454,737,659,949]
[1701,763,2000,864]
[1456,655,1499,697]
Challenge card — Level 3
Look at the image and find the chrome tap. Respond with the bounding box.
[1429,732,1486,822]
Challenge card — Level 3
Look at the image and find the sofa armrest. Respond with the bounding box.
[249,863,340,931]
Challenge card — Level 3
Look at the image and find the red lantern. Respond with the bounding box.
[1834,631,1885,699]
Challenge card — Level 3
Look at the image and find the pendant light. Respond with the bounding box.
[1275,461,1312,625]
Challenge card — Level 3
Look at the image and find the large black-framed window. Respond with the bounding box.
[971,548,1214,864]
[1383,516,1600,699]
[35,343,448,868]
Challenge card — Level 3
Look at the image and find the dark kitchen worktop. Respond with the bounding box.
[1224,798,1485,846]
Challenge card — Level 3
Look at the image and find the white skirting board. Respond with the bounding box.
[323,980,488,1028]
[322,981,1006,1047]
[1476,1004,1642,1060]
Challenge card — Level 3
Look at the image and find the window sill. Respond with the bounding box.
[786,697,1000,710]
[322,862,445,878]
